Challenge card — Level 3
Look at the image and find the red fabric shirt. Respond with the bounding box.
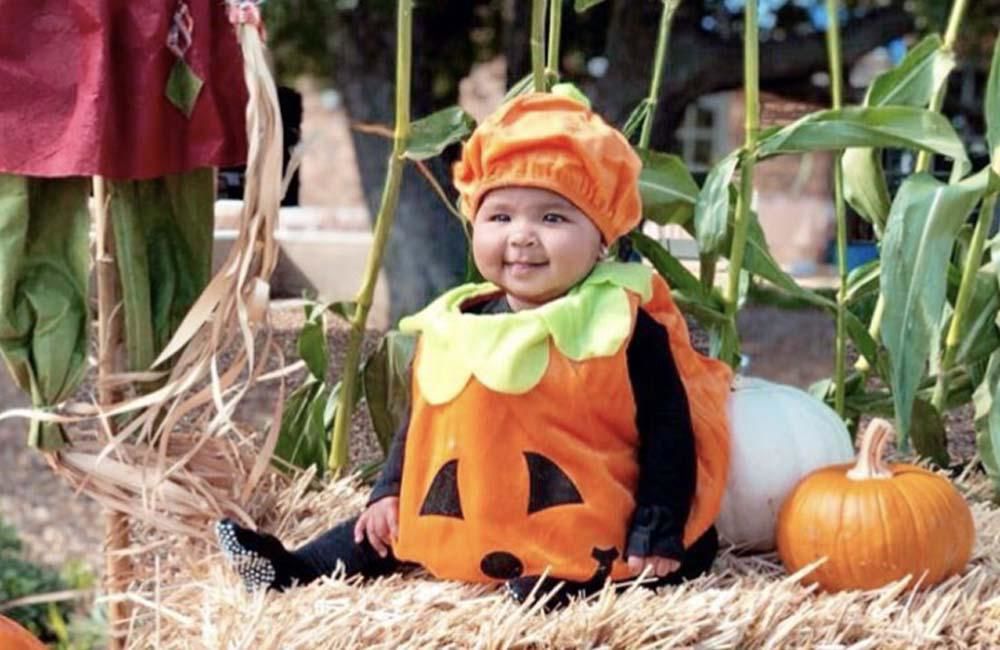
[0,1,248,179]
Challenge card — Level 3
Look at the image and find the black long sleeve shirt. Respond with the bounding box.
[369,295,697,560]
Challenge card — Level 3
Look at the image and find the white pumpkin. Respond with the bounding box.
[717,376,854,551]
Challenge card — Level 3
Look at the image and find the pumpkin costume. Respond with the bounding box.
[390,262,730,582]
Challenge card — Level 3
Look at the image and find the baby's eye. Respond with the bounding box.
[487,213,511,223]
[542,213,566,223]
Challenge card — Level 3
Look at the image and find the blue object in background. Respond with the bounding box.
[845,241,879,271]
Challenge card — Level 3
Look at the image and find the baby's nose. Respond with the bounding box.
[509,229,537,246]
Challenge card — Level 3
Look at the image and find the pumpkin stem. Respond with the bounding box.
[846,418,894,480]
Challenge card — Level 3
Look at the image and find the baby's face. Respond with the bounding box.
[472,186,603,311]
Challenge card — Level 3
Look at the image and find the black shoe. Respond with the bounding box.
[216,518,301,591]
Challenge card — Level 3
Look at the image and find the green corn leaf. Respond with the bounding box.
[844,258,881,303]
[734,211,834,311]
[574,0,606,11]
[844,35,954,227]
[630,231,724,313]
[909,397,950,467]
[987,37,1000,167]
[842,148,892,230]
[503,73,535,102]
[297,306,328,381]
[326,370,365,471]
[363,331,417,456]
[326,301,358,322]
[273,381,328,476]
[954,269,1000,366]
[973,349,1000,494]
[865,35,952,107]
[622,101,651,141]
[880,168,999,446]
[694,150,741,255]
[756,106,970,180]
[843,309,881,376]
[636,148,700,227]
[404,106,476,161]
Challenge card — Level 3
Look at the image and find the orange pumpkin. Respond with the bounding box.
[394,268,731,583]
[776,418,975,592]
[0,615,47,650]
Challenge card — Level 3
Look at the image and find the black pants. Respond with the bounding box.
[290,517,719,590]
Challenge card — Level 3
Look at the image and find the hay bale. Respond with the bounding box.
[120,469,1000,648]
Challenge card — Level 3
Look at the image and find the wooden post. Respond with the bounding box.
[93,177,131,649]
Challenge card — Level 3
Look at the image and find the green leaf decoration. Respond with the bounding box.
[637,148,700,227]
[399,262,652,404]
[973,350,1000,495]
[574,0,606,11]
[551,82,591,108]
[404,106,476,161]
[756,106,970,180]
[694,150,741,255]
[880,168,999,446]
[987,37,1000,166]
[0,176,90,449]
[363,331,417,456]
[165,58,204,118]
[297,305,328,381]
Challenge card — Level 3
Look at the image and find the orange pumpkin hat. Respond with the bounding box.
[453,93,642,243]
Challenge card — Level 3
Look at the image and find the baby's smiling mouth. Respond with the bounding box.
[504,260,548,273]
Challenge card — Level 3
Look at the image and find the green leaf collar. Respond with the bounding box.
[399,262,653,404]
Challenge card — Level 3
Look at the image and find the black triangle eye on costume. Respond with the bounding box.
[418,452,584,519]
[418,459,463,518]
[524,452,584,513]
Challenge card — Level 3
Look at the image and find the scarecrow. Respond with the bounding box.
[0,0,249,447]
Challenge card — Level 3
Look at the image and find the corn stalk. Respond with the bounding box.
[720,0,760,363]
[638,0,681,150]
[825,0,847,417]
[546,0,562,77]
[531,0,548,91]
[329,0,413,474]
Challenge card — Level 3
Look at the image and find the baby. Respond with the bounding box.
[218,93,732,608]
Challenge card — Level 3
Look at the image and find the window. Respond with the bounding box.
[674,93,729,173]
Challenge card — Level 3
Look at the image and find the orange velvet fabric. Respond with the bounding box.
[452,93,642,243]
[394,275,731,584]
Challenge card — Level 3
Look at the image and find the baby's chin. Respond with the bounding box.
[499,285,571,310]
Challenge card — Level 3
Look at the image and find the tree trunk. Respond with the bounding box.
[332,4,474,324]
